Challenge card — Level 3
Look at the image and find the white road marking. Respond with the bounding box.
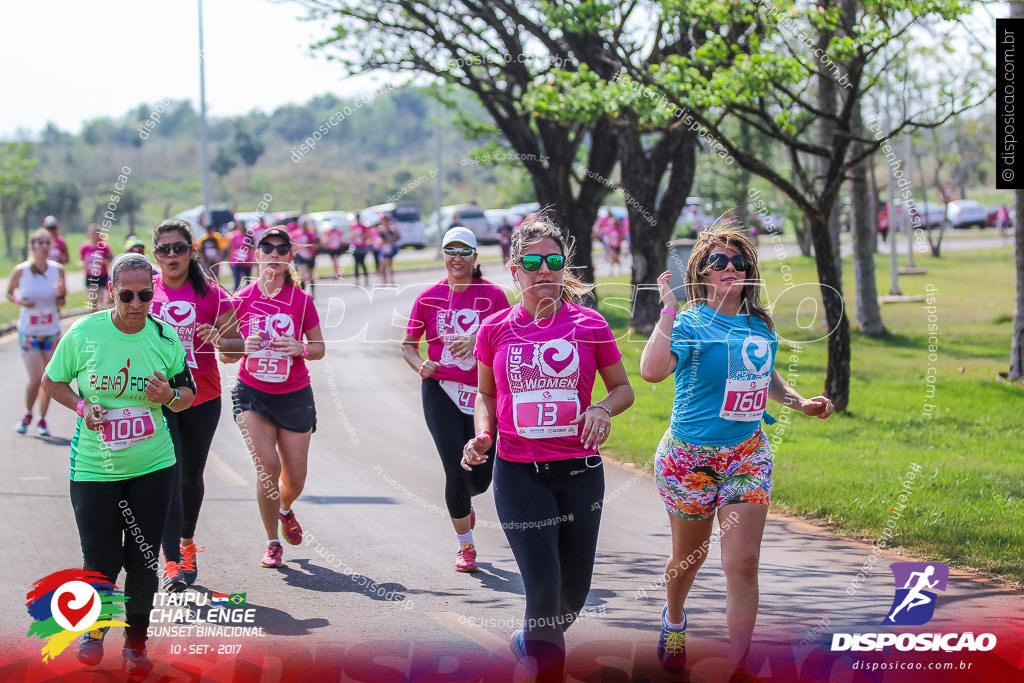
[207,448,248,486]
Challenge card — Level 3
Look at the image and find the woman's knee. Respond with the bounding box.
[722,550,761,583]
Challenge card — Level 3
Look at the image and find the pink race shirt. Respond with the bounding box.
[228,231,253,264]
[80,242,113,277]
[325,228,345,251]
[234,282,320,394]
[406,279,510,386]
[475,301,622,463]
[150,274,233,377]
[294,228,319,259]
[349,224,370,248]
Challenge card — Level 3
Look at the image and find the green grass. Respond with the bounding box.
[597,246,1023,585]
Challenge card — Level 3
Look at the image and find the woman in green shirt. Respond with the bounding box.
[42,253,196,677]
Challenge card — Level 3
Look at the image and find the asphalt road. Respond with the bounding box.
[0,260,1021,682]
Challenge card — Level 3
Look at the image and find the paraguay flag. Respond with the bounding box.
[211,592,229,605]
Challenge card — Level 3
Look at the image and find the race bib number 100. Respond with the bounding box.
[719,375,769,422]
[512,389,579,439]
[101,406,157,451]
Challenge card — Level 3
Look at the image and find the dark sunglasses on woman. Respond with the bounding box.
[443,247,476,257]
[259,243,291,255]
[116,289,155,304]
[707,253,750,272]
[153,241,191,257]
[519,254,565,272]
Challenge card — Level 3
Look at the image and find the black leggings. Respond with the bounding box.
[493,455,604,678]
[70,466,174,650]
[421,378,494,519]
[352,249,369,280]
[231,264,252,292]
[162,398,222,561]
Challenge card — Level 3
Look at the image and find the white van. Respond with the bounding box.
[360,202,427,249]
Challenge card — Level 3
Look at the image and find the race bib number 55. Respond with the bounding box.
[101,406,157,451]
[246,350,290,383]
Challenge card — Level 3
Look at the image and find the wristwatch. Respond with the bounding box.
[166,388,181,408]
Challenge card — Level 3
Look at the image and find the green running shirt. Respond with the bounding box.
[46,310,187,481]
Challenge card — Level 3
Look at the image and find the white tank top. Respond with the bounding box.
[16,261,62,336]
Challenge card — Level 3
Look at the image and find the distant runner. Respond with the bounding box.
[7,228,66,436]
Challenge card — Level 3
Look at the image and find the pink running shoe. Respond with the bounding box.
[279,510,303,545]
[261,542,283,568]
[454,543,479,573]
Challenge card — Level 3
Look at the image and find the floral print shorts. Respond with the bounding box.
[654,428,773,520]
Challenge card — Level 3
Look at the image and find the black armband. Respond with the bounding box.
[169,366,197,395]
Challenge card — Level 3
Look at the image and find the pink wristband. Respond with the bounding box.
[75,399,86,417]
[476,430,493,442]
[660,308,677,317]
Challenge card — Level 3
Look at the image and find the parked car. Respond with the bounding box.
[485,208,522,232]
[270,211,302,227]
[173,205,233,233]
[426,203,493,245]
[674,198,714,236]
[301,211,356,251]
[907,201,947,229]
[946,199,987,229]
[360,202,427,249]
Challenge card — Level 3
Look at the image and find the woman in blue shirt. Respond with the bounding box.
[640,223,834,673]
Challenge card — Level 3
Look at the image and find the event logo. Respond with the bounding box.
[267,313,295,338]
[25,569,127,662]
[451,309,480,336]
[884,562,948,626]
[538,339,579,378]
[741,336,772,375]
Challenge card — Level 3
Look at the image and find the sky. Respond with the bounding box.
[0,0,386,139]
[0,1,1004,140]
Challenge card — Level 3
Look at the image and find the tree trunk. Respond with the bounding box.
[808,213,851,410]
[851,102,885,335]
[2,205,16,258]
[617,121,697,333]
[796,217,815,256]
[1011,187,1024,380]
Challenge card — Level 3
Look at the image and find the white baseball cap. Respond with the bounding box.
[42,215,59,228]
[442,226,477,249]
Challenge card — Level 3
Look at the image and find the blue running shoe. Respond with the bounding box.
[509,628,526,663]
[657,603,687,672]
[76,626,108,665]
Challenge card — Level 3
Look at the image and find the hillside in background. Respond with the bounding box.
[17,86,535,238]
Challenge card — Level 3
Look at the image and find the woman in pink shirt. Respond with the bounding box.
[348,215,372,285]
[463,215,634,679]
[226,227,325,568]
[291,219,320,297]
[81,223,114,311]
[401,227,510,573]
[228,222,254,292]
[149,219,244,590]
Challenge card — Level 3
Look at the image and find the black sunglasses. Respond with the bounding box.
[707,253,750,271]
[154,241,191,257]
[116,289,155,304]
[520,254,565,272]
[259,242,291,255]
[443,247,476,257]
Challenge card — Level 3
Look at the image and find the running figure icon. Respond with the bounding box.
[887,565,938,622]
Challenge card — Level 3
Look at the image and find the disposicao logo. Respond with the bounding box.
[25,569,127,662]
[831,562,997,653]
[885,561,948,626]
